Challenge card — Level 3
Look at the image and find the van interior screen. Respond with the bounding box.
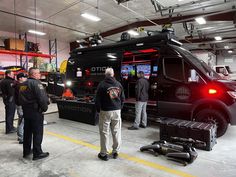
[137,64,151,79]
[153,65,158,72]
[121,65,135,79]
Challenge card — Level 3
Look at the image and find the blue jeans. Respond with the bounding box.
[133,101,147,128]
[16,106,24,142]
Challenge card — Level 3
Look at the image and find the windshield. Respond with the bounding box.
[171,45,221,80]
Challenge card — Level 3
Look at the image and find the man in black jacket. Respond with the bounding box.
[95,68,125,161]
[128,71,149,130]
[19,67,49,160]
[0,70,16,134]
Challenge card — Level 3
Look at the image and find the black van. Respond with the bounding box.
[66,32,236,137]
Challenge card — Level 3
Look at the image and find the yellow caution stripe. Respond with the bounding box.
[46,131,196,177]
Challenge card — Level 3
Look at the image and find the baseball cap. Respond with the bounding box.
[17,72,28,80]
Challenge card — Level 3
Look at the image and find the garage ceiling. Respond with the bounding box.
[0,0,235,53]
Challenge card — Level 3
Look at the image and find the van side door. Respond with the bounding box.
[157,52,204,119]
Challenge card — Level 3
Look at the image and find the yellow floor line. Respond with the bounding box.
[46,131,196,177]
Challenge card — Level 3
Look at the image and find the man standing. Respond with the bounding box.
[0,70,16,134]
[19,67,49,160]
[128,71,149,130]
[15,72,28,144]
[95,68,125,161]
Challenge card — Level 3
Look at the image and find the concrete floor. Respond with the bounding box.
[0,100,236,177]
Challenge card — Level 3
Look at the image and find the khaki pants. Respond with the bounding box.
[99,110,122,155]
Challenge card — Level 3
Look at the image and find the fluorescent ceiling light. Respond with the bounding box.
[224,46,229,49]
[128,30,139,36]
[81,13,101,22]
[28,30,46,36]
[195,17,206,25]
[214,36,222,41]
[228,50,233,53]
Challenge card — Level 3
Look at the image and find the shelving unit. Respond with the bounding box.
[0,49,54,58]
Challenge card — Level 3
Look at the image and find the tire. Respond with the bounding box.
[195,109,228,137]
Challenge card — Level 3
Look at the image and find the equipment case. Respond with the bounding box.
[160,118,217,151]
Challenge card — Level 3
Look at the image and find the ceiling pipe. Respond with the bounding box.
[152,0,210,12]
[151,0,165,16]
[98,11,235,38]
[152,0,235,17]
[170,8,236,24]
[115,0,159,26]
[185,25,235,36]
[189,27,236,38]
[180,37,236,44]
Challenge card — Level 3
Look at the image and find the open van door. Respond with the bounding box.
[66,49,122,95]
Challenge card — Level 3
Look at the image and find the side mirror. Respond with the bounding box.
[188,69,199,82]
[223,69,229,76]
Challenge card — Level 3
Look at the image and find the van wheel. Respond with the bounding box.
[195,109,228,137]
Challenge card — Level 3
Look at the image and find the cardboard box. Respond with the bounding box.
[5,38,25,51]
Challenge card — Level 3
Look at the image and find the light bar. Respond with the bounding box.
[107,54,117,59]
[195,17,206,25]
[81,13,101,22]
[214,36,222,41]
[28,30,46,36]
[228,50,233,53]
[128,30,139,36]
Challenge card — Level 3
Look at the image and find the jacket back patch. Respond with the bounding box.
[107,87,120,99]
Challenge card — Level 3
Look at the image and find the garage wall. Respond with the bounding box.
[216,54,236,72]
[192,51,216,68]
[0,31,70,68]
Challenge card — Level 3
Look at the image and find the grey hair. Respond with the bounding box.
[28,67,39,76]
[105,68,114,77]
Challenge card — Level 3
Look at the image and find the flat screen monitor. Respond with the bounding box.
[121,65,135,79]
[137,64,151,79]
[152,65,158,77]
[153,65,158,72]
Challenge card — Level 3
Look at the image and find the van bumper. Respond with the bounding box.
[228,102,236,125]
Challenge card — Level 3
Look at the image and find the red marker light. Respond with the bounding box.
[203,85,222,97]
[86,81,94,87]
[208,89,217,95]
[85,69,90,76]
[139,49,157,53]
[124,51,133,56]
